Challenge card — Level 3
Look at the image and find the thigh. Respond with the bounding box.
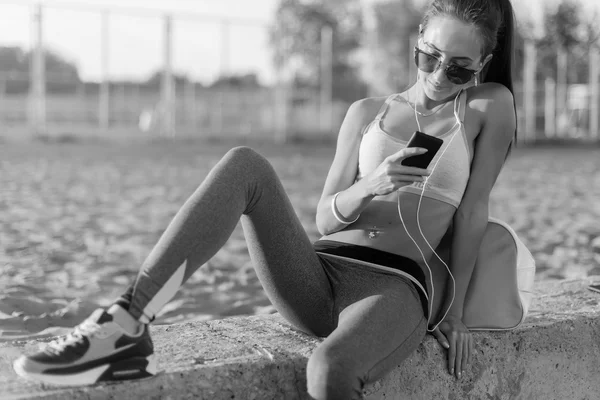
[323,266,427,383]
[235,148,335,337]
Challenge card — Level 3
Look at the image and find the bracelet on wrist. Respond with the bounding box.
[331,191,360,225]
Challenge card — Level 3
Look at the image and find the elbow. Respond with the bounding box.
[315,218,327,236]
[315,209,342,236]
[315,209,332,236]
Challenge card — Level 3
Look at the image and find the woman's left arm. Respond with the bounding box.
[433,83,516,379]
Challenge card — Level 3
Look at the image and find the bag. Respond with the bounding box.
[427,217,536,331]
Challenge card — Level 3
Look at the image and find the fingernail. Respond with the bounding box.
[458,372,462,378]
[450,368,454,374]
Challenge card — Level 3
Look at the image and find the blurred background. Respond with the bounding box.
[1,0,599,340]
[0,0,598,143]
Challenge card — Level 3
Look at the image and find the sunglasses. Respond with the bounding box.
[414,46,479,85]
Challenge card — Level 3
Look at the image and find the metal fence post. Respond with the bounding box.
[99,10,110,130]
[523,40,536,143]
[0,76,5,127]
[185,80,196,132]
[30,3,46,135]
[544,77,556,138]
[590,47,599,141]
[220,20,230,77]
[319,25,333,134]
[162,14,175,137]
[556,47,568,137]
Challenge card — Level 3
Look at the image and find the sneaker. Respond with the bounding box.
[13,308,156,386]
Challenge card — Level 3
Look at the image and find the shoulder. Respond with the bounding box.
[465,83,515,115]
[337,96,390,138]
[465,83,516,139]
[347,96,388,120]
[334,96,389,145]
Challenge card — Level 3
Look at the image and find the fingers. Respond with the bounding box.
[454,334,472,379]
[462,336,469,374]
[387,164,431,178]
[452,334,464,379]
[393,174,426,184]
[388,147,428,163]
[447,333,457,377]
[432,329,450,350]
[438,320,472,379]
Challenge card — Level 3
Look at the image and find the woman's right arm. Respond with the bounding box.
[315,99,378,235]
[315,98,430,235]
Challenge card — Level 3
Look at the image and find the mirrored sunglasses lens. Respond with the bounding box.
[416,52,438,73]
[446,66,473,84]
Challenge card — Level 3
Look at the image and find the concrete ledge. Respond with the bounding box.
[2,279,600,400]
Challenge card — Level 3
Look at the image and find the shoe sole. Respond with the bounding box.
[13,354,157,387]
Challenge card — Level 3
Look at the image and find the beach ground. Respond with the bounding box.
[1,138,599,340]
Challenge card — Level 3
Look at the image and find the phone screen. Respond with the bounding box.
[400,131,444,169]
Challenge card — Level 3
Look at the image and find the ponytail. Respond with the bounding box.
[481,0,515,97]
[481,0,518,149]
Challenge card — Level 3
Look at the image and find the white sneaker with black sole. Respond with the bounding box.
[13,308,156,386]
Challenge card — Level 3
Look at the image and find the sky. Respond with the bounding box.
[0,0,598,84]
[0,0,279,84]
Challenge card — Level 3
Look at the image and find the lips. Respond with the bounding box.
[429,82,445,91]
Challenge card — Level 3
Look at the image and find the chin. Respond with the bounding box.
[423,83,452,101]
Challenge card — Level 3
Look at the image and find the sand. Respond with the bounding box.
[1,140,599,341]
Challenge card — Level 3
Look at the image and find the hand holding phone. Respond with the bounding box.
[401,131,444,169]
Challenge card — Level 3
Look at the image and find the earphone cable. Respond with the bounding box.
[397,83,460,332]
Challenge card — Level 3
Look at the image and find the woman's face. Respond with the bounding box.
[418,16,489,102]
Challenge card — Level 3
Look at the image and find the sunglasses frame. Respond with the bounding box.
[413,46,479,85]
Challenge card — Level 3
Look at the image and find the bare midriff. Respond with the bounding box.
[319,192,455,262]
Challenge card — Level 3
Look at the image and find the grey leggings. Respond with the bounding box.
[114,146,426,400]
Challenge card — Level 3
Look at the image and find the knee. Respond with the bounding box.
[222,146,274,177]
[224,146,263,166]
[306,346,363,400]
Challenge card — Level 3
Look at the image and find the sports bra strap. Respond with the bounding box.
[453,89,467,125]
[374,94,397,121]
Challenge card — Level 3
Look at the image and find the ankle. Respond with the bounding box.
[107,304,143,335]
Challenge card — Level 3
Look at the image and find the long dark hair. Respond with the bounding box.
[421,0,518,147]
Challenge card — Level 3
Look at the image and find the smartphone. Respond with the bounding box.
[401,131,444,169]
[588,284,600,294]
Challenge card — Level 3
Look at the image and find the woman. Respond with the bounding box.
[14,0,518,398]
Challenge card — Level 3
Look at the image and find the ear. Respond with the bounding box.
[419,24,424,35]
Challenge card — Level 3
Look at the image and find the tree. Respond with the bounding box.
[580,6,600,51]
[536,0,585,82]
[210,73,263,89]
[363,0,423,93]
[268,0,367,102]
[0,46,81,94]
[44,49,80,82]
[144,70,194,90]
[0,46,27,72]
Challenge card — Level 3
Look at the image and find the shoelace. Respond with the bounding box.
[45,319,103,354]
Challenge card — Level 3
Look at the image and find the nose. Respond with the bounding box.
[430,66,447,85]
